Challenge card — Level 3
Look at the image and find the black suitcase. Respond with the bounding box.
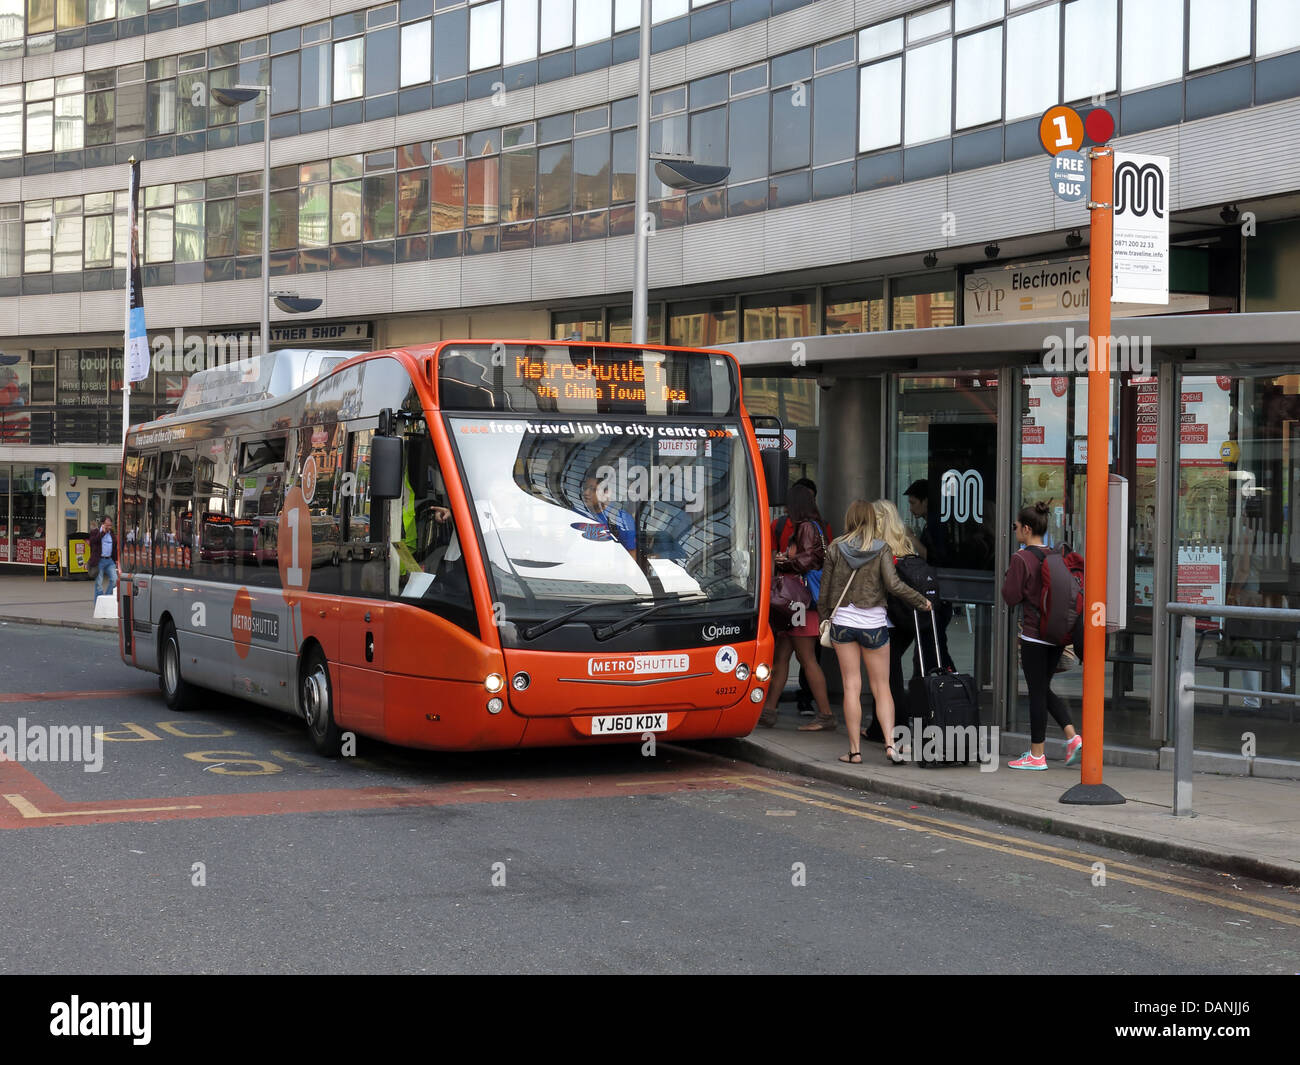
[906,610,980,767]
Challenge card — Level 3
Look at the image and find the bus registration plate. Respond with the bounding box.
[589,713,668,735]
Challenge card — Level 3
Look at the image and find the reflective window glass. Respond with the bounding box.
[301,43,332,110]
[1257,0,1300,58]
[540,0,573,51]
[1121,0,1182,91]
[812,66,856,165]
[955,0,1002,32]
[401,20,432,85]
[504,0,538,64]
[367,26,400,95]
[572,134,608,210]
[771,85,809,171]
[332,180,362,243]
[1188,0,1249,71]
[1004,2,1058,121]
[727,92,767,182]
[334,37,365,101]
[955,24,1001,128]
[467,157,499,225]
[575,0,610,45]
[858,58,901,152]
[500,148,536,220]
[1063,0,1115,101]
[397,169,430,233]
[469,0,501,70]
[538,142,572,214]
[432,159,466,230]
[859,19,903,60]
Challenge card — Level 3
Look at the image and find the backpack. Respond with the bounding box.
[886,553,941,628]
[1027,545,1085,647]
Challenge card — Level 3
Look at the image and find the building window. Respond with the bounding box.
[1121,0,1182,92]
[668,298,737,347]
[859,58,901,152]
[741,291,815,341]
[955,25,1001,129]
[1004,1,1058,121]
[892,273,956,329]
[1063,0,1115,103]
[825,282,885,334]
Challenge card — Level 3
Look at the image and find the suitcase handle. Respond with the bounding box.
[912,604,943,675]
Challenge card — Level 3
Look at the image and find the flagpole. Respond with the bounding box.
[123,156,133,450]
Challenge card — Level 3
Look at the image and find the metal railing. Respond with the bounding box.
[1166,602,1300,817]
[0,405,172,447]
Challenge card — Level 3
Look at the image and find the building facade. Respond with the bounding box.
[2,0,1299,764]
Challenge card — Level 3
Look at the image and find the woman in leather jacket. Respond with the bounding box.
[759,484,835,730]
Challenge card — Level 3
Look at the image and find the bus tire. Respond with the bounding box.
[301,647,343,757]
[159,620,196,711]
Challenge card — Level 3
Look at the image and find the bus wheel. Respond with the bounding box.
[301,648,342,757]
[159,621,196,711]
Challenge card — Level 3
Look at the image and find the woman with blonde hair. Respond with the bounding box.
[817,500,932,764]
[864,499,926,744]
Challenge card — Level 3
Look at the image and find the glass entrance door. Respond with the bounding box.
[892,373,1000,718]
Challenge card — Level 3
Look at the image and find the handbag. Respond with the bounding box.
[818,551,860,648]
[770,571,812,628]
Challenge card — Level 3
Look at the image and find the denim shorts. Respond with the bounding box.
[830,623,889,649]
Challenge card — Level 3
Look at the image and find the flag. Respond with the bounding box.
[125,160,150,384]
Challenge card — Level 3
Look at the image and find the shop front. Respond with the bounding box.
[730,311,1300,770]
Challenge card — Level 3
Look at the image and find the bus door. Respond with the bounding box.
[337,426,386,733]
[120,451,157,669]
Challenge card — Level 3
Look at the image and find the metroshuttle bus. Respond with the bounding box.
[117,341,784,755]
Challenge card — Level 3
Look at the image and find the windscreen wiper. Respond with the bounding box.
[594,593,751,641]
[520,596,643,641]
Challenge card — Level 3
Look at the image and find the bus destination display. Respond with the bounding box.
[514,353,687,404]
[437,344,736,417]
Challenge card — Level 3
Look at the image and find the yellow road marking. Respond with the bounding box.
[734,779,1300,928]
[758,779,1300,912]
[3,794,203,819]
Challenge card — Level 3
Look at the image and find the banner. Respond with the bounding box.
[125,161,150,384]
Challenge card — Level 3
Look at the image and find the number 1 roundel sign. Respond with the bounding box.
[279,485,313,595]
[1039,105,1084,156]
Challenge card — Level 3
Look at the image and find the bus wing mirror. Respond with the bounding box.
[370,435,404,500]
[761,447,788,507]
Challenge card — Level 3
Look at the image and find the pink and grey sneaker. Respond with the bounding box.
[1007,751,1047,771]
[1064,735,1083,766]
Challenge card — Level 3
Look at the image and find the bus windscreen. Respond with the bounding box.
[437,344,738,417]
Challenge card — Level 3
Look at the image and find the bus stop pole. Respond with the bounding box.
[1062,144,1125,805]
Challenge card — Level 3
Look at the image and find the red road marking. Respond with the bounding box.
[0,688,158,703]
[0,756,748,829]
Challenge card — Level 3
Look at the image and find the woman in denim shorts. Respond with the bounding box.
[818,500,932,764]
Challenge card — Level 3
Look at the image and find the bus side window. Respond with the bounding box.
[155,449,194,574]
[341,428,381,595]
[231,434,287,587]
[194,440,233,584]
[121,452,155,574]
[398,433,476,635]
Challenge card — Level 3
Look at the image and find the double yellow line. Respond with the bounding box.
[732,776,1300,928]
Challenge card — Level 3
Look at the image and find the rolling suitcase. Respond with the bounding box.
[907,609,979,767]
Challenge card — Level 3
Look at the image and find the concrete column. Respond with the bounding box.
[817,375,883,535]
[815,374,884,703]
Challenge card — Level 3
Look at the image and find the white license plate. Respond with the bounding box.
[589,713,668,736]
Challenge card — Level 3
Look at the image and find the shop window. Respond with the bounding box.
[824,282,885,334]
[892,274,956,329]
[741,291,814,341]
[668,298,737,347]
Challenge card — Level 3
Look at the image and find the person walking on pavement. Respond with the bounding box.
[1002,501,1082,770]
[773,478,832,717]
[759,484,835,730]
[818,500,931,764]
[89,517,119,600]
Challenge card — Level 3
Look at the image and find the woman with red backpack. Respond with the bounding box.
[758,483,835,730]
[1002,501,1082,770]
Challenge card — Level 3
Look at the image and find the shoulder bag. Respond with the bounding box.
[818,548,859,649]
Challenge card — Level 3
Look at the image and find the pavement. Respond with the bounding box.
[2,572,1297,885]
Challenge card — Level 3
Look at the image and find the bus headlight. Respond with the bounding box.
[487,697,503,714]
[484,673,505,693]
[754,664,771,682]
[735,664,750,681]
[750,689,765,703]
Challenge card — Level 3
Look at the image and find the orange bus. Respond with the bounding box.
[118,342,785,755]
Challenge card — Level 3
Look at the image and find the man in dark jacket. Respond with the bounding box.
[88,517,119,599]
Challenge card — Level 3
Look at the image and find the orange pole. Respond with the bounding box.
[1081,147,1113,788]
